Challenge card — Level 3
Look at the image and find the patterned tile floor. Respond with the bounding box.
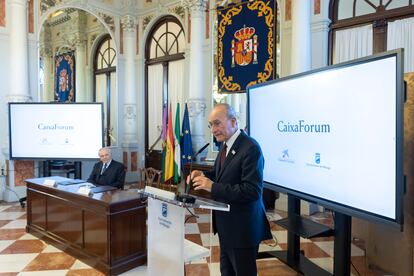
[0,201,387,275]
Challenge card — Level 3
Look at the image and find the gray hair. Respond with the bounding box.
[99,147,112,155]
[215,103,237,120]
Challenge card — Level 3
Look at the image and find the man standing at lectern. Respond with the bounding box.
[189,103,272,276]
[87,147,125,189]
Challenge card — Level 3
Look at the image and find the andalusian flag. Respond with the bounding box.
[161,104,167,181]
[173,103,181,184]
[164,104,174,182]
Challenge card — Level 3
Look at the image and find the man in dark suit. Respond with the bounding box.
[189,103,272,276]
[87,147,126,189]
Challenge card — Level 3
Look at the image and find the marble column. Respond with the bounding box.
[137,16,145,169]
[75,39,87,102]
[39,23,53,102]
[291,0,318,215]
[290,0,311,74]
[39,45,53,102]
[121,15,138,147]
[3,0,32,202]
[75,12,87,102]
[276,0,313,213]
[182,0,207,157]
[8,0,31,102]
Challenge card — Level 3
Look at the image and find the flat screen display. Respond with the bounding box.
[9,103,104,160]
[248,50,404,225]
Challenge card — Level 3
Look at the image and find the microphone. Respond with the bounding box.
[194,143,210,157]
[176,142,210,204]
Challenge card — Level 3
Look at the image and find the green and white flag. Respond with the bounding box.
[173,103,181,184]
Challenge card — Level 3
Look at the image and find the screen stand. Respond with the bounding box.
[287,195,300,264]
[74,161,82,179]
[333,212,351,276]
[42,160,51,177]
[258,195,352,276]
[41,160,81,179]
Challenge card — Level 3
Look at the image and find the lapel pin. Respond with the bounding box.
[232,150,236,155]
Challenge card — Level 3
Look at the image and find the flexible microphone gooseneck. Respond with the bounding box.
[176,142,210,204]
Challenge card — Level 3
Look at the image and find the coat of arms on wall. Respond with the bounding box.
[54,52,75,102]
[217,0,275,93]
[232,25,258,67]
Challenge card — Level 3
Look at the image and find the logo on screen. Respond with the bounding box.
[278,149,294,163]
[315,153,321,164]
[162,203,168,218]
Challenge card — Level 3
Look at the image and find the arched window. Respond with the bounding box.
[330,0,414,65]
[94,35,117,146]
[145,16,185,168]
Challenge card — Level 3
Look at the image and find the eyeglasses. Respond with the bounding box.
[208,120,223,129]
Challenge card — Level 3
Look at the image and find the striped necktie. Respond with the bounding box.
[219,143,227,168]
[101,163,108,175]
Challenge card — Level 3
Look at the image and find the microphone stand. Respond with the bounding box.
[176,143,210,204]
[176,161,196,204]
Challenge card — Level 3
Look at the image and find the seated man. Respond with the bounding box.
[87,147,126,189]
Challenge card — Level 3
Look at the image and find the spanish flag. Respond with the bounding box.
[164,104,174,182]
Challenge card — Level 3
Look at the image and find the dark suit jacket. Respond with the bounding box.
[87,160,126,189]
[205,130,272,248]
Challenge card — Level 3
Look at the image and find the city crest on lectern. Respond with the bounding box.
[162,203,168,218]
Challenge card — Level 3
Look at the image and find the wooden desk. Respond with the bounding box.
[25,177,147,275]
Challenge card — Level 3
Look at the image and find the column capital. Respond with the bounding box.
[187,98,206,118]
[121,14,136,33]
[181,0,207,14]
[39,44,53,58]
[6,94,31,102]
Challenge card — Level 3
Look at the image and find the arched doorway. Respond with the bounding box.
[93,35,117,146]
[144,16,186,169]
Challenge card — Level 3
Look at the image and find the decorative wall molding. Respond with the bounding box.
[41,0,61,15]
[168,4,185,20]
[181,0,207,13]
[121,0,138,12]
[124,104,137,120]
[142,14,154,30]
[39,44,53,57]
[97,12,115,31]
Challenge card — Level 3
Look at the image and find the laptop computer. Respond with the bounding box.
[90,185,117,194]
[58,179,86,185]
